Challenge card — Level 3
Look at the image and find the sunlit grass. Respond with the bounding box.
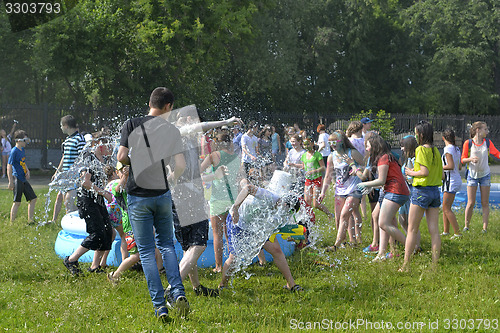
[0,186,499,332]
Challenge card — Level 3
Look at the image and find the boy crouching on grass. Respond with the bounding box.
[7,130,37,224]
[219,180,303,292]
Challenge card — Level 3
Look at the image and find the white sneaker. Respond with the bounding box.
[440,232,449,236]
[174,295,190,317]
[371,255,386,262]
[450,234,462,240]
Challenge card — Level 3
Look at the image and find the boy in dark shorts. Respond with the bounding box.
[63,150,114,275]
[7,130,37,224]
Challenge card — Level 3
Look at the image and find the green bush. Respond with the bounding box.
[350,109,395,141]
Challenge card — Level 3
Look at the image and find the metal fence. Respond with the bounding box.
[1,103,499,168]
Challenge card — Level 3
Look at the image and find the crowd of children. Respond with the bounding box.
[4,111,500,322]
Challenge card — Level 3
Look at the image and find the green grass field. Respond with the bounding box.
[0,185,499,332]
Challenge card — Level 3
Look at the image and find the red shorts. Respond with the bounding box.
[305,177,322,189]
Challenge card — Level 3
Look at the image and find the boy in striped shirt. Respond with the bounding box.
[50,115,86,223]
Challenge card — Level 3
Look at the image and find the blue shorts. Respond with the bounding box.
[411,186,441,209]
[467,173,491,187]
[398,186,413,215]
[226,214,252,255]
[383,192,409,207]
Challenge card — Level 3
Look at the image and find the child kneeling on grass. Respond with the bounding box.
[218,180,303,292]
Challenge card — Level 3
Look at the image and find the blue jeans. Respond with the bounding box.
[127,191,185,308]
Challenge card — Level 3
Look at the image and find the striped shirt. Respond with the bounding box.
[62,131,85,171]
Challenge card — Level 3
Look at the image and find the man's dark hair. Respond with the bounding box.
[61,115,77,128]
[149,87,174,110]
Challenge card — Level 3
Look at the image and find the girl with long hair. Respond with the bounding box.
[400,121,442,272]
[398,135,421,251]
[200,132,240,273]
[461,121,500,233]
[356,134,409,261]
[319,130,364,249]
[441,129,462,238]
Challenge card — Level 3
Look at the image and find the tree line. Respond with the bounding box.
[0,0,498,116]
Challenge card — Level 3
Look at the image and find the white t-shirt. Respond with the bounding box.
[349,137,365,157]
[236,188,281,230]
[442,145,461,192]
[287,148,305,165]
[318,132,331,157]
[468,140,490,179]
[332,150,361,196]
[1,135,12,154]
[241,133,259,163]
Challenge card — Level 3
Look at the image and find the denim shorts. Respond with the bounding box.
[383,192,409,207]
[337,190,363,200]
[467,173,491,187]
[411,186,441,209]
[398,186,413,215]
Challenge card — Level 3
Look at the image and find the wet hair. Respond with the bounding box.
[400,135,418,165]
[246,120,258,130]
[104,164,116,180]
[61,115,77,128]
[442,129,456,146]
[330,130,356,151]
[470,121,486,138]
[366,133,392,167]
[302,137,318,151]
[290,134,303,143]
[149,87,174,109]
[216,132,232,150]
[414,121,434,146]
[259,125,272,138]
[317,124,326,133]
[14,130,27,140]
[346,121,363,137]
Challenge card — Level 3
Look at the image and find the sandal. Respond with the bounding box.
[284,284,303,292]
[325,245,337,252]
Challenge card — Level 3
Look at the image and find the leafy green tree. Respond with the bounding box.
[216,0,421,116]
[0,11,35,104]
[402,0,500,115]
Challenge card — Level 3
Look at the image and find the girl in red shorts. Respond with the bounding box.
[301,138,333,219]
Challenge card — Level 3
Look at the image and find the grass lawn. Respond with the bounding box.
[0,185,499,332]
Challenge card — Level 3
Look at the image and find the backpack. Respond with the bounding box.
[464,138,490,180]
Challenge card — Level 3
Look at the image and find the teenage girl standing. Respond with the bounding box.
[400,121,442,272]
[356,133,409,261]
[441,129,462,238]
[319,130,364,248]
[461,121,500,233]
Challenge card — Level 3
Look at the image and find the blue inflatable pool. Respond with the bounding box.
[443,183,500,210]
[54,211,296,267]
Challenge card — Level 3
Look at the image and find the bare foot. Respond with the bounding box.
[212,267,222,273]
